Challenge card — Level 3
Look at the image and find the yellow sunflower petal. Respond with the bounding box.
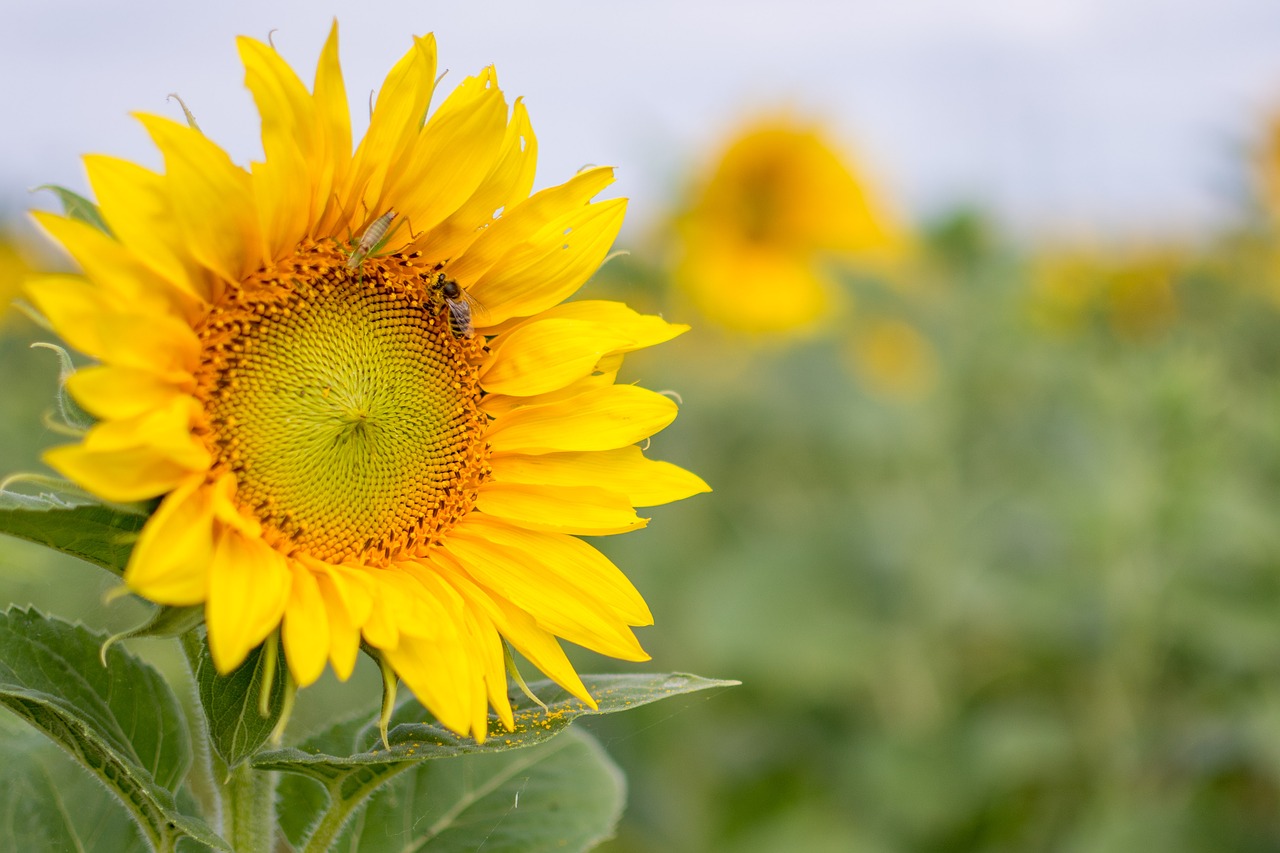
[314,571,361,681]
[239,36,316,260]
[413,568,500,737]
[446,516,650,660]
[251,153,310,264]
[446,165,616,284]
[343,34,438,223]
[476,482,647,535]
[205,528,291,673]
[486,384,678,454]
[300,557,374,628]
[513,300,690,352]
[428,551,595,707]
[390,68,509,240]
[420,98,537,262]
[31,212,186,313]
[45,397,209,502]
[461,516,652,625]
[66,366,190,421]
[360,588,401,652]
[490,446,711,507]
[24,272,198,371]
[82,154,207,302]
[44,445,192,504]
[490,595,596,709]
[468,197,627,325]
[23,274,112,360]
[480,318,633,396]
[282,562,331,687]
[480,355,622,418]
[83,396,206,462]
[135,114,259,284]
[310,21,351,236]
[124,475,213,605]
[385,632,477,738]
[375,570,452,642]
[459,599,510,733]
[24,275,199,378]
[380,575,477,736]
[208,472,262,539]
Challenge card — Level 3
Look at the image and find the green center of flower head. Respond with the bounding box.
[195,242,490,564]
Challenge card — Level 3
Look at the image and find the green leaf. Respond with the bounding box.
[35,184,112,235]
[336,729,624,852]
[260,673,734,851]
[0,716,144,851]
[260,673,737,779]
[197,638,286,770]
[0,608,228,852]
[0,481,147,575]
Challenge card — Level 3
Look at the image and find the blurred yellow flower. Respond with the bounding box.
[1257,109,1280,222]
[844,318,938,401]
[1029,245,1180,340]
[675,119,908,336]
[0,237,30,323]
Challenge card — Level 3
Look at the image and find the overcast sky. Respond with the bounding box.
[4,0,1280,240]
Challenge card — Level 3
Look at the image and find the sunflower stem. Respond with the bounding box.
[224,761,278,853]
[181,630,279,851]
[300,785,354,853]
[178,631,223,831]
[300,766,414,853]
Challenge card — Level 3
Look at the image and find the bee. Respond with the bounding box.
[433,272,481,338]
[346,209,397,270]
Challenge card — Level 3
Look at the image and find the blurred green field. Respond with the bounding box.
[590,212,1280,852]
[6,206,1280,851]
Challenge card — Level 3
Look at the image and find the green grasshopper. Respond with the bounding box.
[346,208,398,270]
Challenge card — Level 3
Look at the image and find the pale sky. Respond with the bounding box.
[4,0,1280,239]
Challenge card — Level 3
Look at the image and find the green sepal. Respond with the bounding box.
[376,651,397,750]
[166,93,202,133]
[34,184,112,236]
[504,640,548,712]
[99,604,204,666]
[29,342,94,433]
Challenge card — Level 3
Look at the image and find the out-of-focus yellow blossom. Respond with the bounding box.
[1029,245,1181,340]
[1250,110,1280,306]
[0,238,30,323]
[675,119,908,337]
[844,318,938,401]
[1257,109,1280,222]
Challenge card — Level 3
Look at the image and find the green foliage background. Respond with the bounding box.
[5,208,1280,850]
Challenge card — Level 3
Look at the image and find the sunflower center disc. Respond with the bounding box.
[195,242,489,564]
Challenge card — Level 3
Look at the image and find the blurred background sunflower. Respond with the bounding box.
[7,2,1280,851]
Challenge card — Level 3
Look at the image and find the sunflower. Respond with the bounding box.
[0,235,31,322]
[26,24,707,741]
[1028,244,1181,340]
[675,118,907,336]
[844,318,938,402]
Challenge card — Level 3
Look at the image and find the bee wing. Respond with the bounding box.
[446,298,474,337]
[459,288,488,329]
